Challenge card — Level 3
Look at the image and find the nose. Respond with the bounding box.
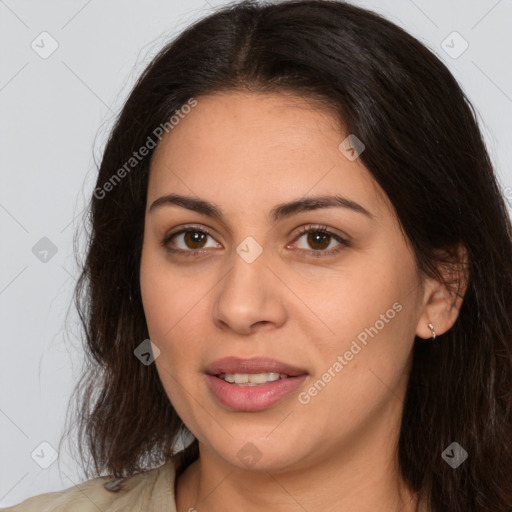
[211,247,287,335]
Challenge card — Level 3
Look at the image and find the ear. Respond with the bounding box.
[415,244,469,340]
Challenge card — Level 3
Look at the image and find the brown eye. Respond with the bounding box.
[305,231,331,250]
[291,225,350,257]
[162,224,349,258]
[162,227,221,254]
[182,230,208,249]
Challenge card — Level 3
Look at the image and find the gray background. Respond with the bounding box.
[1,0,511,506]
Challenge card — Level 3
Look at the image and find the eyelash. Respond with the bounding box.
[161,224,350,258]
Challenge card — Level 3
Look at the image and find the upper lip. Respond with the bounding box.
[205,357,308,377]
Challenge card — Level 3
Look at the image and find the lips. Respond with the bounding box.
[204,356,309,411]
[205,356,308,378]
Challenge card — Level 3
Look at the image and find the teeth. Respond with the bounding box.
[248,372,280,384]
[234,373,248,384]
[219,372,288,385]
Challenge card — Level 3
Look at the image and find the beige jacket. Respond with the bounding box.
[0,457,179,511]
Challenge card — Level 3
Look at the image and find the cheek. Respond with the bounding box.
[140,242,200,343]
[139,245,212,410]
[301,254,417,401]
[139,249,203,417]
[297,305,415,444]
[298,259,408,354]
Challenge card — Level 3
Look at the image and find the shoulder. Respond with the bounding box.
[0,457,179,512]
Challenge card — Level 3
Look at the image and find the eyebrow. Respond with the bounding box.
[148,193,375,222]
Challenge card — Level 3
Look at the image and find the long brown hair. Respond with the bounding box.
[66,1,512,510]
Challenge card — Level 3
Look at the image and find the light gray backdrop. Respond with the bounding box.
[1,0,511,506]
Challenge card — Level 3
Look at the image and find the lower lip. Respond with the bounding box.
[207,374,308,411]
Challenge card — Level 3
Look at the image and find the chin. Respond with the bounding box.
[205,432,310,473]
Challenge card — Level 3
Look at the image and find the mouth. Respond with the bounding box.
[205,357,308,411]
[205,356,308,378]
[216,372,292,386]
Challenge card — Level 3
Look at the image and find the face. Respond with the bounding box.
[140,91,426,473]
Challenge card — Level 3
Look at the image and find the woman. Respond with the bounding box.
[3,0,511,510]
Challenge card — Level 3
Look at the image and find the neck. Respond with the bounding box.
[175,402,422,512]
[177,458,419,512]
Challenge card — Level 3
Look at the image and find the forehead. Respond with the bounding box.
[152,90,342,161]
[147,91,390,218]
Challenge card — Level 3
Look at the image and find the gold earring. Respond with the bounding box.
[428,322,436,340]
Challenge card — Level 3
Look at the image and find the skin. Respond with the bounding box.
[139,91,464,512]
